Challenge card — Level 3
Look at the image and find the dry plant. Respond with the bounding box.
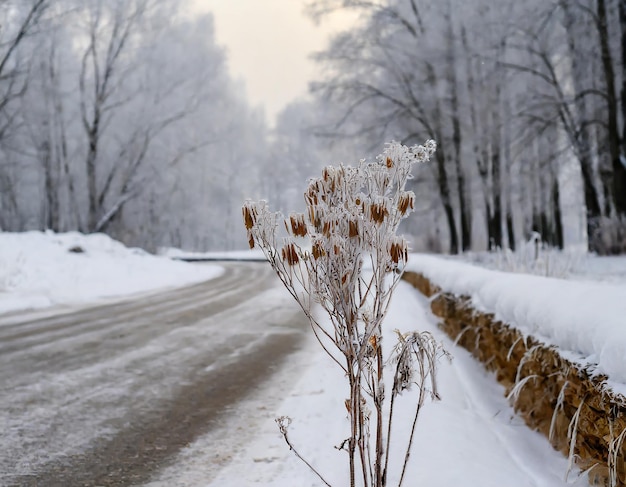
[243,140,446,487]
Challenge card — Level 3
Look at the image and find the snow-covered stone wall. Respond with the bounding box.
[403,263,626,486]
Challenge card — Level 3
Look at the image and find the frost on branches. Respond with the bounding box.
[242,140,446,487]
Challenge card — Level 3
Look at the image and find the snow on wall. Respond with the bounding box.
[406,254,626,389]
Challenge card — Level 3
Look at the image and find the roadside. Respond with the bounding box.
[191,282,584,487]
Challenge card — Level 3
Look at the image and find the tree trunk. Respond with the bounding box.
[462,26,493,251]
[86,123,99,232]
[435,149,459,254]
[490,77,503,249]
[41,141,60,231]
[552,178,564,248]
[425,55,459,255]
[447,5,471,251]
[506,208,515,251]
[597,0,626,216]
[453,131,471,251]
[502,90,515,250]
[561,0,603,247]
[621,0,626,169]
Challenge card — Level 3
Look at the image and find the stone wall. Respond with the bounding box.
[403,271,626,486]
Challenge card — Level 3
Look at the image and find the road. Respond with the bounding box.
[0,262,309,487]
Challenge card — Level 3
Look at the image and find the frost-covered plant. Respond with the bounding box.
[243,140,445,487]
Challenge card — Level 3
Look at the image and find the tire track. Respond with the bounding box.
[0,262,308,486]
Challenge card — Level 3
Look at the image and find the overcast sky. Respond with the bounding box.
[190,0,356,124]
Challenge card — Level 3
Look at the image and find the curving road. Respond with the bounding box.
[0,262,308,487]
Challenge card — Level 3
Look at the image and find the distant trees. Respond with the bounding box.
[0,0,48,141]
[307,1,461,253]
[307,0,626,254]
[0,0,50,230]
[3,0,624,254]
[266,99,365,215]
[0,0,268,251]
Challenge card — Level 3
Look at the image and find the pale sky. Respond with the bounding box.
[190,0,356,124]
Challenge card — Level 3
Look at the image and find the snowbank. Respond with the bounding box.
[0,231,223,314]
[406,254,626,389]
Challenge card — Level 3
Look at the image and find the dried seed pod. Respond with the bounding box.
[322,220,332,237]
[242,205,255,230]
[348,219,359,238]
[289,213,308,237]
[369,202,389,224]
[388,237,408,264]
[312,240,325,260]
[281,242,299,266]
[397,191,415,215]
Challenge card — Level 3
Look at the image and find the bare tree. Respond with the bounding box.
[445,2,471,251]
[304,0,626,253]
[308,0,463,253]
[75,1,229,234]
[596,0,626,217]
[0,0,48,140]
[0,0,49,229]
[0,0,270,252]
[78,0,147,232]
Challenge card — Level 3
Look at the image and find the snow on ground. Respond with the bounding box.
[1,234,607,485]
[460,245,626,285]
[145,281,582,487]
[0,231,223,315]
[407,254,626,395]
[571,254,626,284]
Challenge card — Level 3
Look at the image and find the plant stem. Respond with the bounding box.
[348,362,357,487]
[399,381,425,487]
[279,427,333,487]
[375,340,384,487]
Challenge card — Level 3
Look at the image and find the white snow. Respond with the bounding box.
[0,231,223,315]
[149,281,581,487]
[571,254,626,284]
[2,234,603,485]
[406,253,626,393]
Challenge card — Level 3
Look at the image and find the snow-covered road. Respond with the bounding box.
[1,262,308,486]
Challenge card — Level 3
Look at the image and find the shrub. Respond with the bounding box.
[243,140,446,487]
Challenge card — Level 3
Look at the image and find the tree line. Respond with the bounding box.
[2,0,625,255]
[0,0,270,251]
[304,0,626,254]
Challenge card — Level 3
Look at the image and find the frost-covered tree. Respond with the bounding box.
[0,0,269,251]
[307,0,626,253]
[266,99,367,215]
[0,0,49,230]
[307,0,469,253]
